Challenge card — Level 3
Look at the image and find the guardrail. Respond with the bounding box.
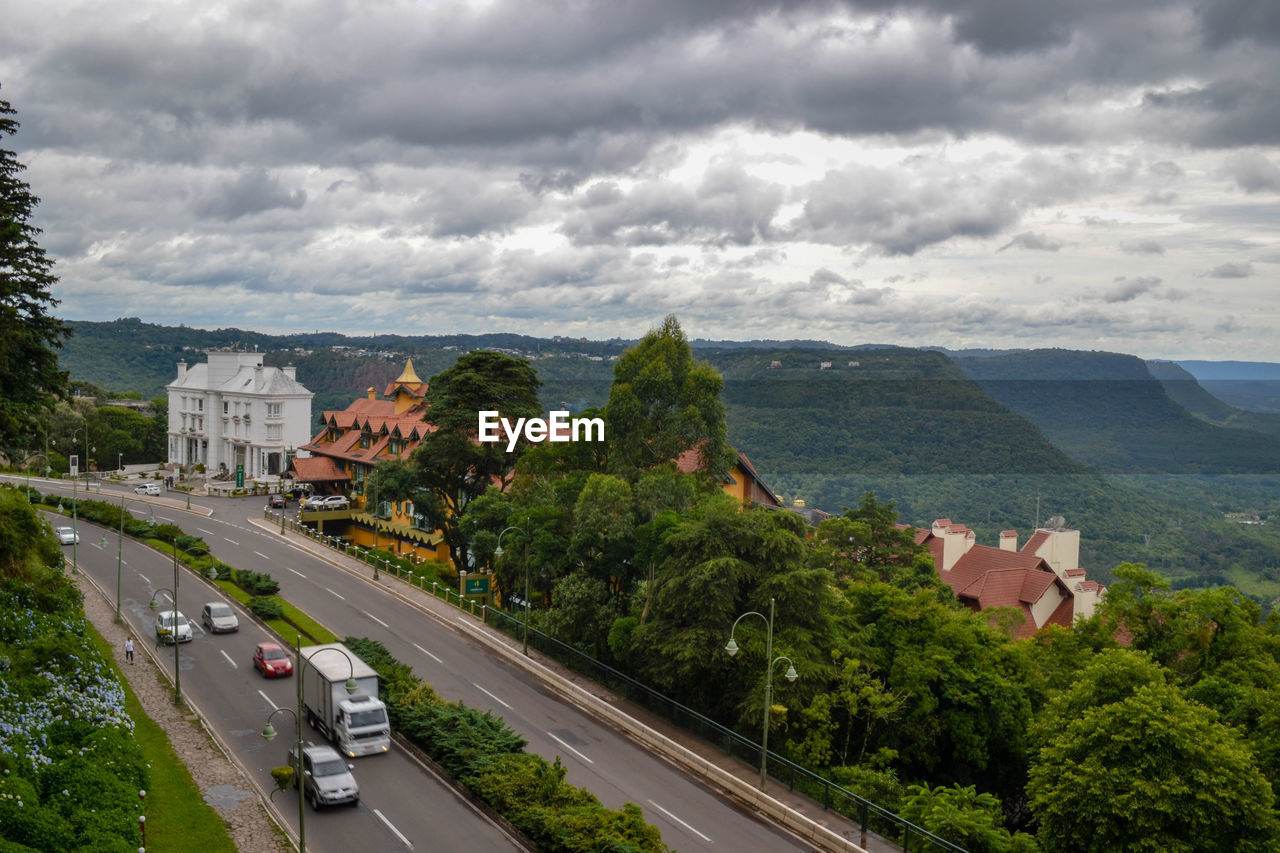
[270,509,968,853]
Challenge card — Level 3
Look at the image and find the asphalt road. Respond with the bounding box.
[23,477,815,853]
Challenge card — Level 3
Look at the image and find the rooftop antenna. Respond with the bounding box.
[1035,493,1041,530]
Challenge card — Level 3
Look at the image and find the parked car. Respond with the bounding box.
[154,610,192,644]
[267,495,286,509]
[135,482,161,496]
[56,526,79,545]
[284,487,312,503]
[316,495,350,510]
[201,601,239,633]
[289,744,359,810]
[253,641,294,677]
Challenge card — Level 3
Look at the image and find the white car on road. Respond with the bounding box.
[134,482,162,496]
[56,526,79,545]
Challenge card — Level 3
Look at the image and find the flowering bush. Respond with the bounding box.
[0,486,147,851]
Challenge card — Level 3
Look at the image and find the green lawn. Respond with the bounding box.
[84,621,240,853]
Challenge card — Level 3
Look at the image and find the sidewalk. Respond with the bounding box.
[260,516,908,853]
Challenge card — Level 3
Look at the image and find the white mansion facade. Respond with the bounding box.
[167,351,314,481]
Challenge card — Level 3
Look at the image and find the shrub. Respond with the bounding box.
[233,570,279,596]
[248,597,283,620]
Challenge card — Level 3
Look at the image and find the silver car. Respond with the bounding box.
[56,526,79,545]
[154,610,192,644]
[290,744,359,809]
[201,601,239,633]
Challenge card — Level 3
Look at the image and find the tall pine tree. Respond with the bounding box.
[0,94,70,455]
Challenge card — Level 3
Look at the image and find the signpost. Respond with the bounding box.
[235,464,244,489]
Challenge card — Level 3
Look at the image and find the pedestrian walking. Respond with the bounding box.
[125,636,134,664]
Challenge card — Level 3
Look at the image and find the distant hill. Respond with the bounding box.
[952,349,1280,474]
[1177,360,1280,414]
[1147,361,1280,438]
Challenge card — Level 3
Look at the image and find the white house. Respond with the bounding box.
[167,351,313,482]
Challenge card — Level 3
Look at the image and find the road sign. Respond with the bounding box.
[464,576,490,596]
[236,464,244,488]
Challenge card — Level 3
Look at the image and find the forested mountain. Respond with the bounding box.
[57,320,1280,592]
[952,349,1280,474]
[1178,360,1280,414]
[1147,361,1280,438]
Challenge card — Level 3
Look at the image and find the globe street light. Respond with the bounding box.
[261,637,359,853]
[117,497,155,623]
[725,597,798,791]
[493,526,528,655]
[147,540,183,704]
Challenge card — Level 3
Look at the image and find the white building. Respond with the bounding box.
[167,351,314,481]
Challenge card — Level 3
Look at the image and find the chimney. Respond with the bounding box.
[283,365,296,381]
[1000,530,1018,552]
[793,498,806,509]
[367,387,377,400]
[254,364,264,386]
[176,359,187,380]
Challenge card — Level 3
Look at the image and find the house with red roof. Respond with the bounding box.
[294,359,450,565]
[675,446,783,510]
[916,518,1106,638]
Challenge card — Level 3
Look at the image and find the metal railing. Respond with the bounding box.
[273,508,967,853]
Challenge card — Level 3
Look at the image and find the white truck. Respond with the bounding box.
[300,643,391,758]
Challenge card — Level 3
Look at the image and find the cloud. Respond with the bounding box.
[1120,239,1166,255]
[1205,262,1255,278]
[998,231,1064,252]
[1224,152,1280,193]
[193,169,306,221]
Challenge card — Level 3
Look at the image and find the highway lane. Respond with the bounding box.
[47,508,524,853]
[24,478,814,852]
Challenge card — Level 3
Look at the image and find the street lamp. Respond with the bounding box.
[261,636,359,853]
[493,526,528,655]
[24,451,50,502]
[117,497,155,623]
[147,540,184,704]
[725,597,798,791]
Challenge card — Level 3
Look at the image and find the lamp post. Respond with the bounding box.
[725,597,798,791]
[24,451,50,502]
[68,429,93,574]
[261,636,359,853]
[493,526,528,655]
[148,540,183,704]
[117,497,154,623]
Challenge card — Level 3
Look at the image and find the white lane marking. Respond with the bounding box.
[258,690,278,710]
[374,809,414,849]
[325,587,345,600]
[137,574,151,584]
[547,732,594,765]
[255,551,270,560]
[220,650,238,668]
[364,611,389,628]
[199,528,216,536]
[647,800,712,843]
[224,537,239,545]
[472,684,511,709]
[412,643,442,664]
[288,568,307,578]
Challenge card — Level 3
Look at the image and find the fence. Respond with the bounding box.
[273,509,968,853]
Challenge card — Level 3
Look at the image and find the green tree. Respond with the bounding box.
[900,784,1030,853]
[0,98,71,455]
[410,351,542,571]
[1028,651,1278,852]
[569,473,636,601]
[604,315,733,479]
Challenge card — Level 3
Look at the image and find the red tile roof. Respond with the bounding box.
[292,456,350,482]
[1021,530,1051,554]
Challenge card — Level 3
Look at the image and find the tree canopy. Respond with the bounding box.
[0,98,71,455]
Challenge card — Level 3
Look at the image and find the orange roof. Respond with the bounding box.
[292,456,350,482]
[1021,530,1051,554]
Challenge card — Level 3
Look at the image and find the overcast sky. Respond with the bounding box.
[3,1,1279,360]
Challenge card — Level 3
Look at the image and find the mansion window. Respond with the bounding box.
[267,402,282,418]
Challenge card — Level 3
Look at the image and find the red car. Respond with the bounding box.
[253,642,294,678]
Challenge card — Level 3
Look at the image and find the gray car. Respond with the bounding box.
[200,601,239,633]
[289,744,359,809]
